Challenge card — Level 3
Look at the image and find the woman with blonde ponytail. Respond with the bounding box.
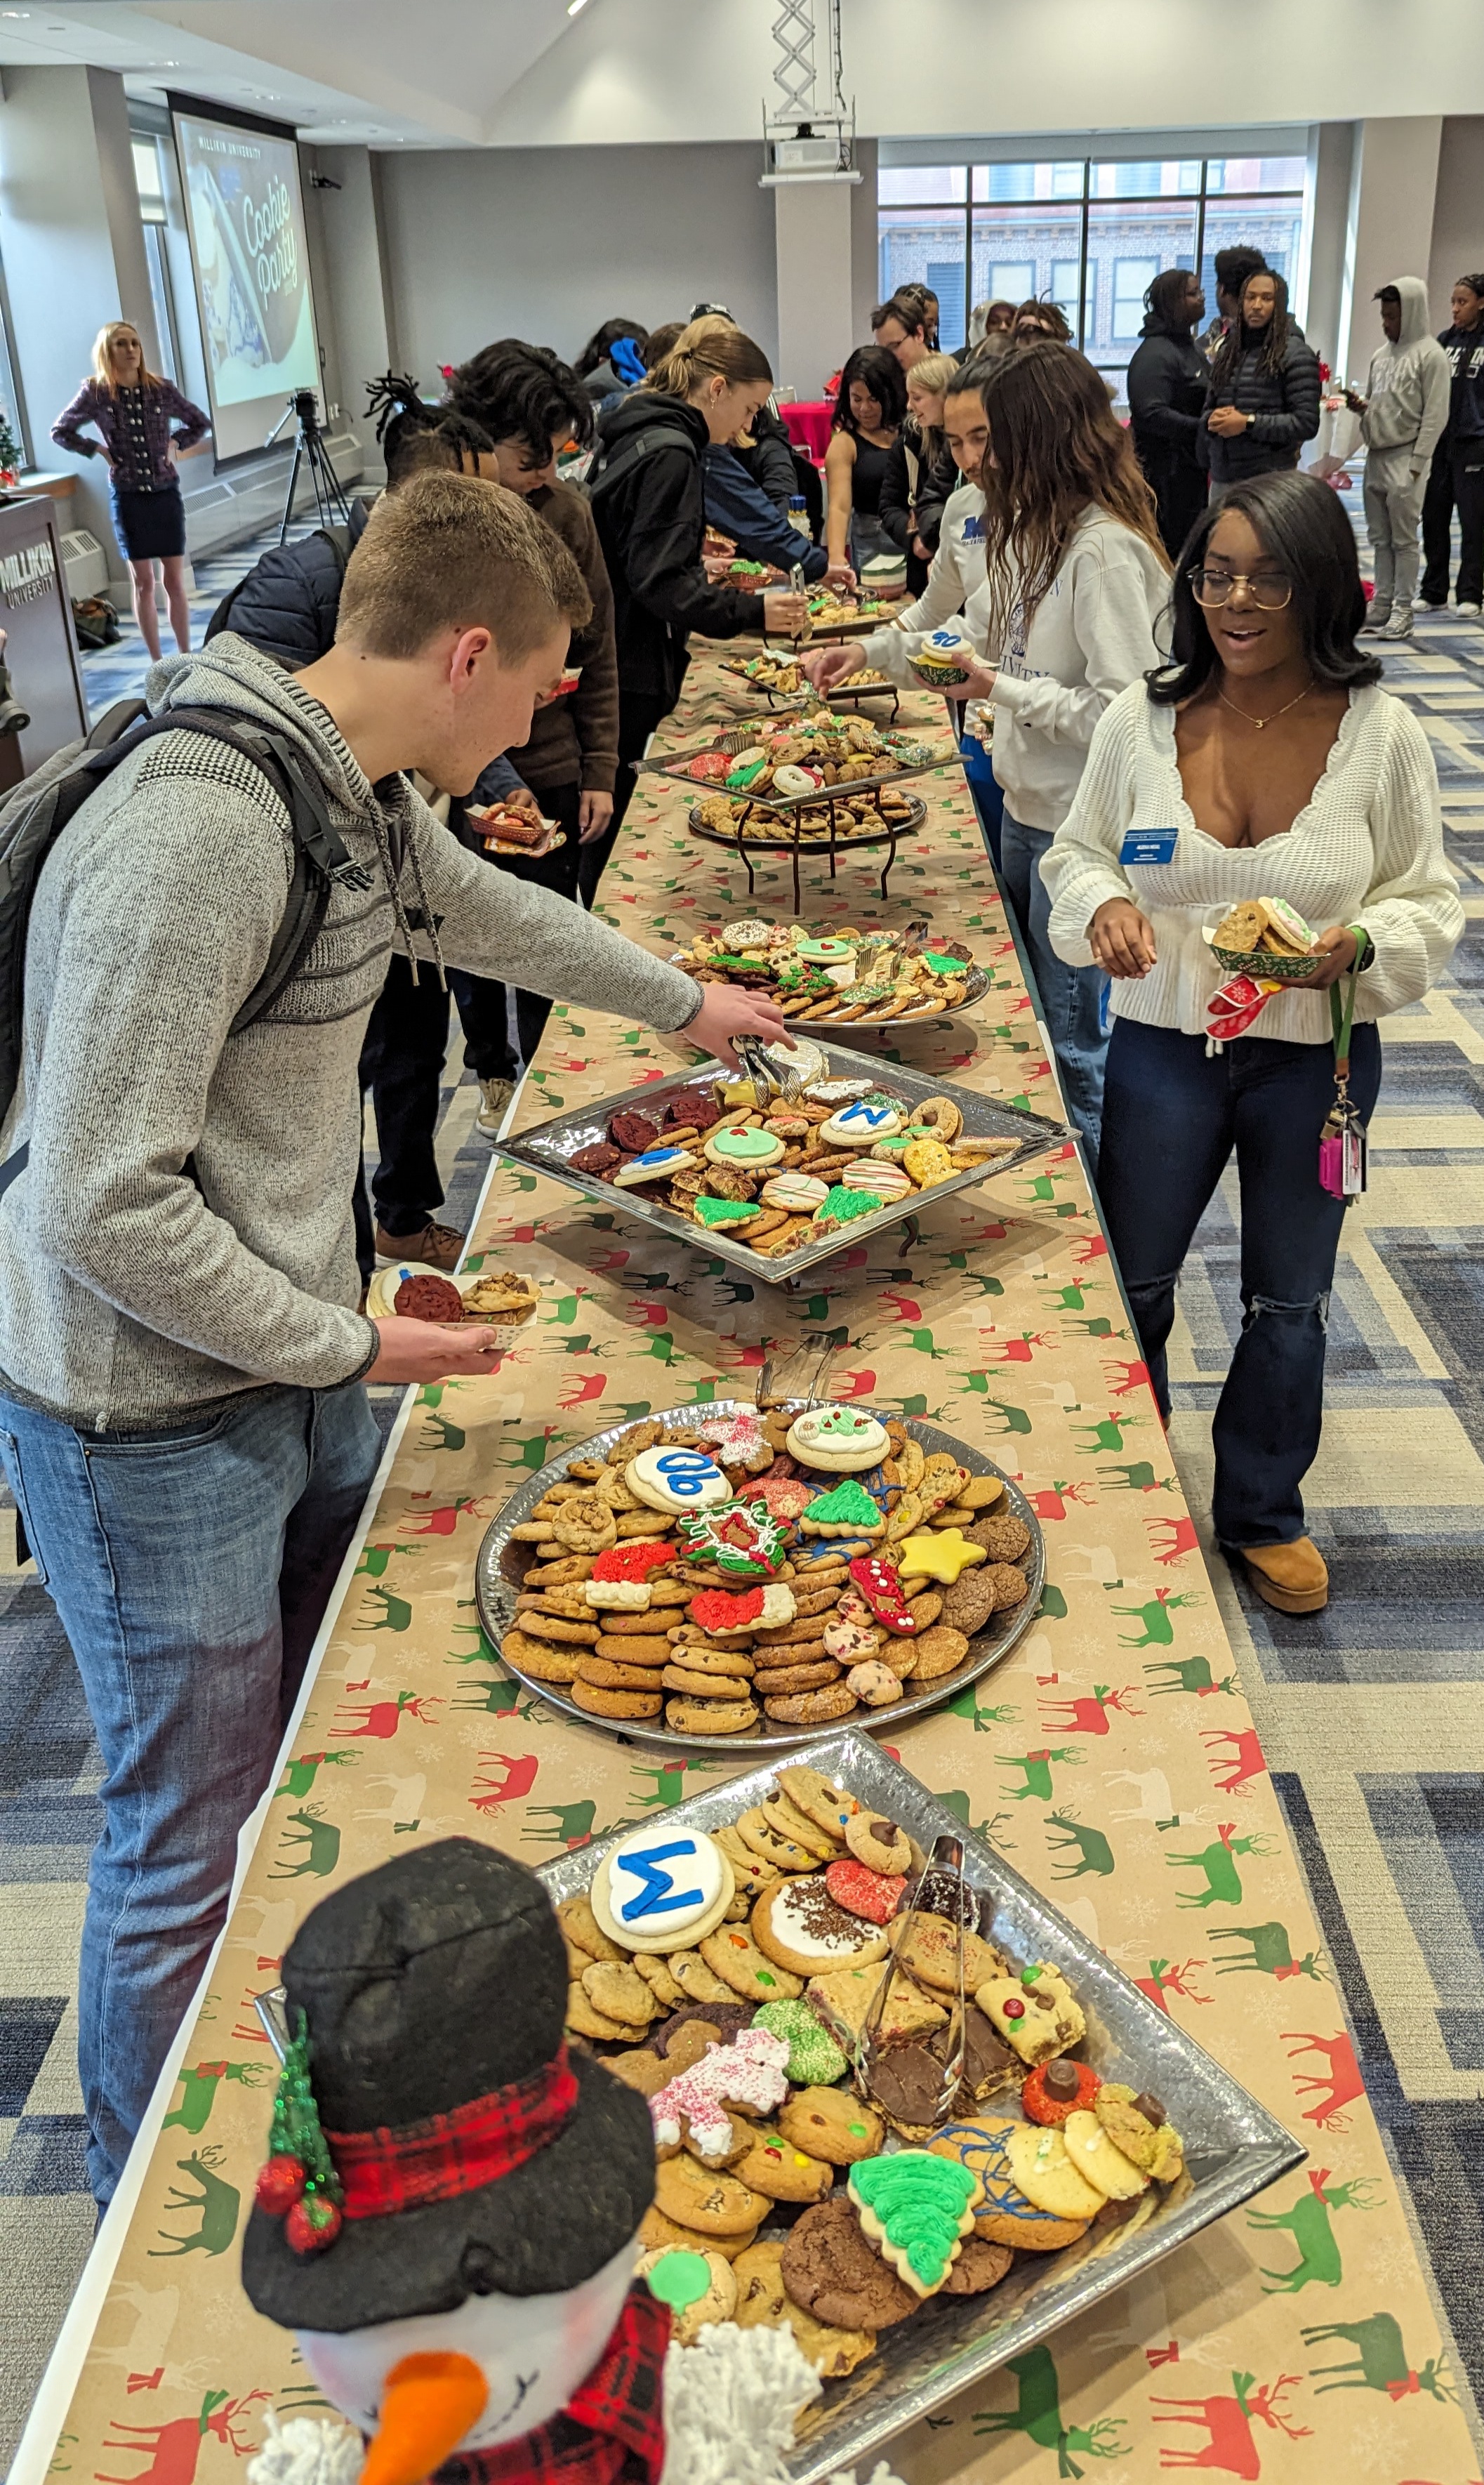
[581,320,808,897]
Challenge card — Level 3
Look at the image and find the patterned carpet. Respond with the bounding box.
[2,525,1483,2462]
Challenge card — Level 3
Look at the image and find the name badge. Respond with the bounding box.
[1120,827,1178,866]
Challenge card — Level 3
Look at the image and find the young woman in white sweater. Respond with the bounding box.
[1042,470,1461,1615]
[810,343,1171,1150]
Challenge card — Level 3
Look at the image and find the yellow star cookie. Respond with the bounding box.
[896,1528,988,1585]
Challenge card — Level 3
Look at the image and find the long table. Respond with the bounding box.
[20,659,1476,2485]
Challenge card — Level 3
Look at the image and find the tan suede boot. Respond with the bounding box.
[1242,1537,1329,1614]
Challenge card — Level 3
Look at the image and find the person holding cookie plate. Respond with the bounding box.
[1043,470,1462,1614]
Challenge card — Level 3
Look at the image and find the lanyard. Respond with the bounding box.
[1327,923,1367,1101]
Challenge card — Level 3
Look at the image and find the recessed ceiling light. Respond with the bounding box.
[567,0,590,15]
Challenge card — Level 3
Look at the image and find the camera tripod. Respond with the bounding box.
[266,389,351,545]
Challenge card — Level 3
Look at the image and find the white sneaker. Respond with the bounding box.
[1358,609,1390,634]
[1382,609,1414,639]
[1457,601,1483,619]
[475,1075,516,1138]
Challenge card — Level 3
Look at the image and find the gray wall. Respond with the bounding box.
[371,139,779,384]
[0,64,157,571]
[1428,115,1484,318]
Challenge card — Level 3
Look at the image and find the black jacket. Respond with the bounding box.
[1128,320,1208,480]
[211,495,375,665]
[1437,322,1484,444]
[740,402,802,514]
[879,424,952,560]
[590,392,767,707]
[1200,327,1322,483]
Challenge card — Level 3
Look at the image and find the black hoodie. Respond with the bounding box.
[1127,315,1208,480]
[590,391,767,707]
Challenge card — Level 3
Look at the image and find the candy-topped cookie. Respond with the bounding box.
[1022,2057,1101,2127]
[626,1445,731,1515]
[590,1827,735,1954]
[676,1501,785,1580]
[786,1406,890,1472]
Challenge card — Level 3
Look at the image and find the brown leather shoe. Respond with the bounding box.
[374,1219,465,1273]
[1242,1537,1329,1614]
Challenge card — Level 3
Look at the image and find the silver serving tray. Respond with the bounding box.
[666,946,989,1036]
[651,720,944,813]
[536,1731,1306,2484]
[474,1399,1045,1755]
[499,1041,1072,1285]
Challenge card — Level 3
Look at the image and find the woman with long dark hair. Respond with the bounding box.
[1200,269,1320,489]
[584,319,807,897]
[1128,266,1210,556]
[1043,472,1459,1615]
[823,344,906,576]
[52,321,209,657]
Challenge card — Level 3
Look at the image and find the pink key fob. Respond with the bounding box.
[1318,1131,1346,1199]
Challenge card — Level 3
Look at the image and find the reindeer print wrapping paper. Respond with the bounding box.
[41,666,1476,2485]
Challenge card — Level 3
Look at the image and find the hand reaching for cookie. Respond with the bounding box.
[678,984,793,1069]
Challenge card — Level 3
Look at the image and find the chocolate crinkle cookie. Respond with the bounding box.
[609,1110,659,1154]
[571,1141,623,1175]
[393,1273,465,1324]
[781,2195,920,2331]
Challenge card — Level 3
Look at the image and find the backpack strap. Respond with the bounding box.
[585,422,696,508]
[0,708,374,1200]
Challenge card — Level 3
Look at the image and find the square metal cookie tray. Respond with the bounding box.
[500,1040,1072,1285]
[538,1731,1305,2485]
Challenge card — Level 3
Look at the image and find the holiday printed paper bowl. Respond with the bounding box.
[906,631,976,692]
[1202,925,1325,985]
[536,1731,1305,2485]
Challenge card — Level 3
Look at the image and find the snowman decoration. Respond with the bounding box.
[241,1840,902,2485]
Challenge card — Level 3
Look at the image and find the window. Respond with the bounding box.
[882,143,1309,409]
[131,133,181,382]
[1112,258,1158,341]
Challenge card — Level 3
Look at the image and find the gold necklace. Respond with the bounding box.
[1216,677,1316,731]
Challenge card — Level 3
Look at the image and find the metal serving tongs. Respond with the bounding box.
[755,1338,837,1413]
[854,1831,971,2125]
[899,918,931,959]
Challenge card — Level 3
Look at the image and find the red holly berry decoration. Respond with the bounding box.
[286,2193,343,2255]
[255,2154,307,2216]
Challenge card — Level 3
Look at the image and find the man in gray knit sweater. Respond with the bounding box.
[0,472,782,2202]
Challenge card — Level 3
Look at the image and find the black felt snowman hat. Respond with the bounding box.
[241,1838,655,2334]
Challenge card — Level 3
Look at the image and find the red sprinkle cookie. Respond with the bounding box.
[1021,2058,1101,2126]
[825,1857,907,1926]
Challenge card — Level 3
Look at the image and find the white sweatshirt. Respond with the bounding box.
[860,477,986,651]
[1041,679,1462,1043]
[861,504,1170,832]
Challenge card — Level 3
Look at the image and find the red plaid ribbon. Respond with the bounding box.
[326,2045,578,2220]
[441,2284,670,2485]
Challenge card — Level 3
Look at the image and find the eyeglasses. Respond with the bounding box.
[1188,565,1294,610]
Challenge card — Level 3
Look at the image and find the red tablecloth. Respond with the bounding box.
[780,399,834,461]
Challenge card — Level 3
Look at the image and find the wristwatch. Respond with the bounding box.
[1244,412,1256,428]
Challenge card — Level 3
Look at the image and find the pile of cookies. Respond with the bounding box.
[719,653,892,700]
[555,1768,1186,2381]
[559,1072,1021,1258]
[391,1268,540,1325]
[804,589,892,632]
[670,917,979,1025]
[693,786,917,845]
[669,711,929,802]
[498,1399,1036,1734]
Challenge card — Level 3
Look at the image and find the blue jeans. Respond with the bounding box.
[0,1380,380,2202]
[998,811,1109,1157]
[1097,1017,1382,1548]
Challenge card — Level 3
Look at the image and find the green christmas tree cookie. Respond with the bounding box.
[849,2148,981,2295]
[798,1477,885,1538]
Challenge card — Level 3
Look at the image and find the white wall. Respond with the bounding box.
[486,0,1484,147]
[369,140,779,385]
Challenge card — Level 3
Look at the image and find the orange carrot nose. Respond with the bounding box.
[359,2352,489,2485]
